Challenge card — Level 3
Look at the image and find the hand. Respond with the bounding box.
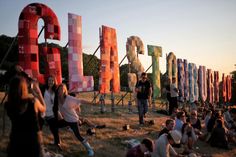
[176,154,185,157]
[32,81,41,95]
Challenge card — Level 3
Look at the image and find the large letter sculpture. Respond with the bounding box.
[226,75,232,102]
[148,45,162,99]
[193,64,199,102]
[167,52,177,86]
[198,66,207,102]
[126,36,145,91]
[18,3,61,83]
[184,60,189,101]
[188,63,194,102]
[99,25,120,94]
[207,69,214,104]
[189,63,198,102]
[222,74,227,102]
[214,71,219,103]
[68,13,94,92]
[177,59,185,102]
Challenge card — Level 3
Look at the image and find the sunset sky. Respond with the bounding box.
[0,0,235,77]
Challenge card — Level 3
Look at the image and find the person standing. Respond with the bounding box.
[53,84,94,156]
[135,72,152,125]
[165,78,171,113]
[43,75,62,149]
[169,77,178,115]
[5,76,46,157]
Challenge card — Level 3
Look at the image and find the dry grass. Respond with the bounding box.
[0,92,236,157]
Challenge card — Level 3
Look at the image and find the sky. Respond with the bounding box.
[0,0,236,77]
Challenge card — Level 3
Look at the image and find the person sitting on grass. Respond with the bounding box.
[170,107,179,120]
[208,119,229,149]
[158,119,175,137]
[174,111,186,132]
[223,106,235,130]
[207,111,221,134]
[153,130,182,157]
[204,110,212,129]
[181,122,197,154]
[187,110,202,136]
[126,138,154,157]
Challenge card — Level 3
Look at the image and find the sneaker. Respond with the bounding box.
[139,123,144,127]
[87,128,96,136]
[96,125,106,129]
[88,149,94,156]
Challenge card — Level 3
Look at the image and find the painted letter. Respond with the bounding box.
[18,3,61,83]
[68,13,94,92]
[198,66,207,102]
[177,59,185,102]
[99,25,120,94]
[126,36,145,91]
[213,71,219,103]
[207,69,214,104]
[167,52,177,86]
[148,45,162,99]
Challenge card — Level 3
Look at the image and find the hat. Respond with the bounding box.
[169,130,182,144]
[188,153,198,157]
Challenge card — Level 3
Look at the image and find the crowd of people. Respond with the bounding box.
[3,66,236,157]
[4,65,107,157]
[125,76,236,157]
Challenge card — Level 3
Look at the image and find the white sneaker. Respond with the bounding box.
[88,149,94,156]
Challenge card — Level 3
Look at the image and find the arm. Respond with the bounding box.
[31,81,46,107]
[181,132,188,144]
[149,85,152,98]
[135,81,140,93]
[169,144,178,156]
[79,99,90,105]
[170,144,183,157]
[191,127,198,141]
[31,81,46,113]
[34,98,46,113]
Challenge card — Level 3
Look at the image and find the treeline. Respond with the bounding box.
[1,34,235,104]
[0,35,133,90]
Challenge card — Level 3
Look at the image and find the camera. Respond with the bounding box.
[20,71,35,90]
[19,70,34,83]
[1,65,35,92]
[1,65,34,84]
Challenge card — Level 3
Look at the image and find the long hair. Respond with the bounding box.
[6,76,29,112]
[45,75,58,92]
[181,122,190,134]
[53,83,68,119]
[215,119,223,128]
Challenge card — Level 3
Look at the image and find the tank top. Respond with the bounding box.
[5,98,42,157]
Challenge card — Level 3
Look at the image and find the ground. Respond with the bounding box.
[0,92,236,157]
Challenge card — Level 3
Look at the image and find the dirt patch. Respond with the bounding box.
[0,92,235,157]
